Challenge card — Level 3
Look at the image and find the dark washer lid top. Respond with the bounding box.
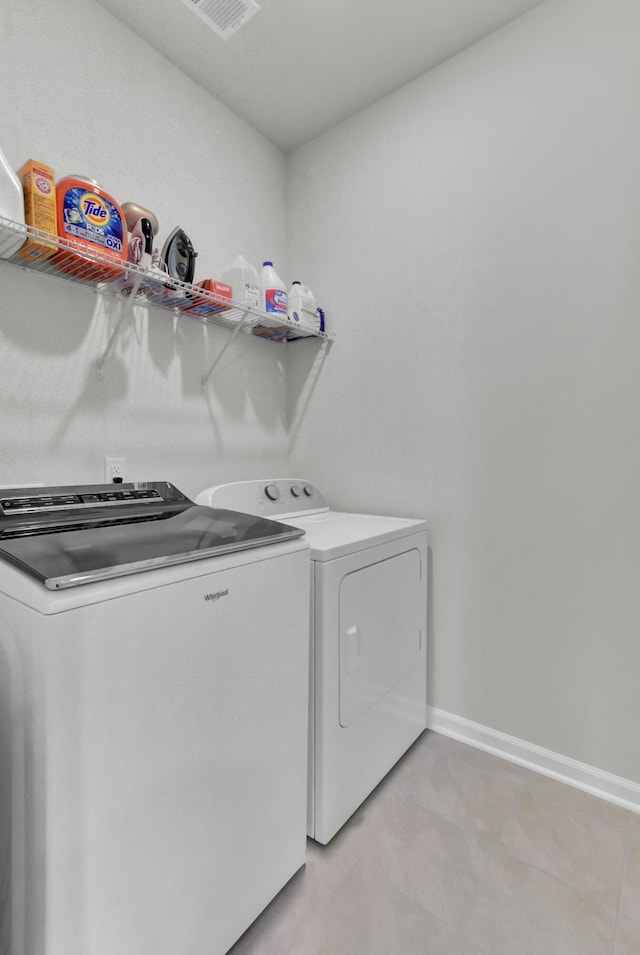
[0,482,304,589]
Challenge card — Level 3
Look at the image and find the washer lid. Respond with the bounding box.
[0,482,305,589]
[284,511,427,561]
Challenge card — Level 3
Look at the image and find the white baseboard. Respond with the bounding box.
[427,706,640,814]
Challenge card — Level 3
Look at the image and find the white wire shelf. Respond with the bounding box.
[0,215,333,345]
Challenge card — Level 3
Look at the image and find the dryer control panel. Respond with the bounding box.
[197,479,329,519]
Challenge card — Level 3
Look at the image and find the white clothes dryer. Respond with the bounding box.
[196,479,428,845]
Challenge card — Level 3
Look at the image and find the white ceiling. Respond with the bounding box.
[96,0,545,151]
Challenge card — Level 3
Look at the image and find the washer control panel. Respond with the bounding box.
[197,479,328,518]
[0,485,163,516]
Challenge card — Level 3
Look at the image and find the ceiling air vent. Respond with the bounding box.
[176,0,260,41]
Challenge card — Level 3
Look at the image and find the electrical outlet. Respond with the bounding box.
[104,457,126,484]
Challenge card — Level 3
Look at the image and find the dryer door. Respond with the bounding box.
[339,547,423,727]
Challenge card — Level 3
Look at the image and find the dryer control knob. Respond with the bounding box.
[264,484,280,502]
[290,485,302,497]
[303,485,314,497]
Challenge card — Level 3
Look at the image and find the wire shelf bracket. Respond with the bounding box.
[96,273,145,378]
[201,309,252,390]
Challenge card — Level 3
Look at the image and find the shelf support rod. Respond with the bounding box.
[96,273,145,377]
[201,310,251,390]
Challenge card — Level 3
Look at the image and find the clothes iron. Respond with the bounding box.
[161,226,197,284]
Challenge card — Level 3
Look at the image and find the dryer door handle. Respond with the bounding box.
[345,625,361,674]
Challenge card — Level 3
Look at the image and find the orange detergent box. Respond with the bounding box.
[182,279,233,317]
[17,159,57,262]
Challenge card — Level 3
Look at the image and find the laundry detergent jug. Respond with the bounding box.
[258,261,287,316]
[55,176,127,282]
[287,281,320,335]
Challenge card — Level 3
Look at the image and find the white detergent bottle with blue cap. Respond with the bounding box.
[258,260,288,316]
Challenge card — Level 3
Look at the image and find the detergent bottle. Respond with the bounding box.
[258,261,287,317]
[55,175,127,282]
[287,281,320,335]
[221,254,259,309]
[0,145,26,258]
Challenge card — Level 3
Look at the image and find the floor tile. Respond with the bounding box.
[520,771,631,830]
[358,795,491,924]
[463,844,617,955]
[615,915,640,955]
[446,936,499,955]
[227,736,637,955]
[228,919,286,955]
[500,785,627,906]
[419,732,532,784]
[408,735,523,847]
[621,816,640,922]
[246,815,375,951]
[227,865,312,954]
[286,866,455,954]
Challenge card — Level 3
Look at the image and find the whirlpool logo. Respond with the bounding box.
[204,589,229,603]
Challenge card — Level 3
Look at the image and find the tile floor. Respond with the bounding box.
[229,730,640,955]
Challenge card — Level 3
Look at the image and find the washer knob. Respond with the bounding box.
[290,485,302,497]
[264,484,280,502]
[303,485,314,497]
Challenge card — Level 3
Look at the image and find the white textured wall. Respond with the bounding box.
[0,0,289,498]
[287,0,640,782]
[3,0,640,786]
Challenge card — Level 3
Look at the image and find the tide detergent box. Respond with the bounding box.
[17,159,57,262]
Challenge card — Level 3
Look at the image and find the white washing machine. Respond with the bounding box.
[196,479,428,845]
[0,482,310,955]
